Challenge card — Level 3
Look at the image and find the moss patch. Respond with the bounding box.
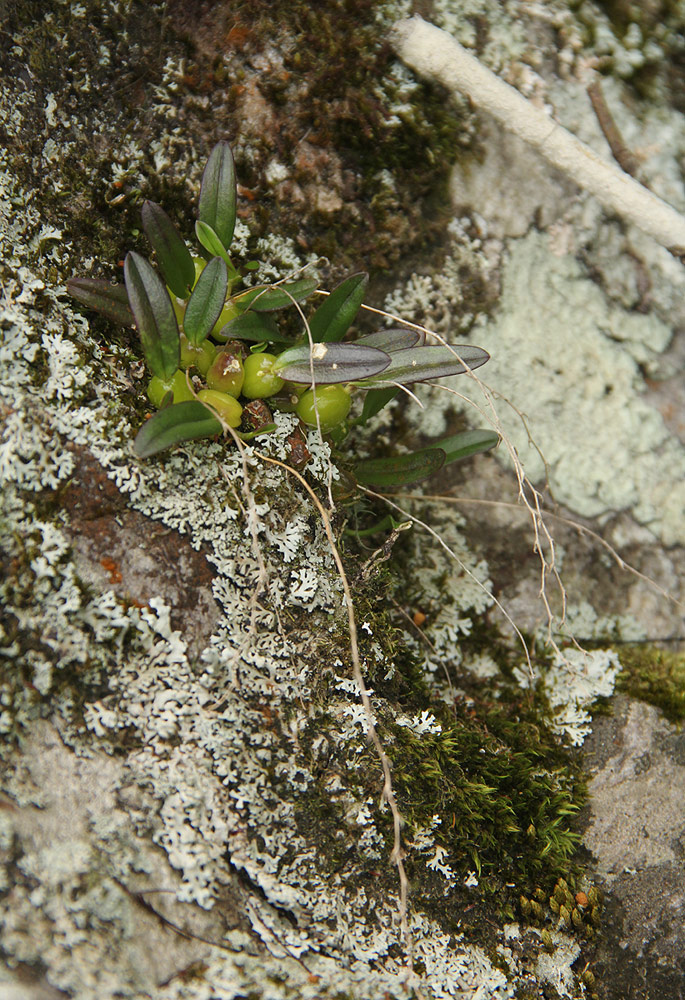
[617,645,685,722]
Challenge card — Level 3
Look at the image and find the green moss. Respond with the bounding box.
[383,699,584,885]
[617,645,685,722]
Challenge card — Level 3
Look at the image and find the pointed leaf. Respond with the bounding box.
[123,252,179,380]
[66,278,134,326]
[358,386,399,425]
[198,141,237,252]
[355,328,422,352]
[218,312,293,344]
[426,429,499,465]
[355,449,446,488]
[141,201,195,299]
[183,257,228,346]
[359,344,490,386]
[233,276,318,313]
[134,401,222,458]
[309,272,368,343]
[274,342,390,384]
[195,220,234,270]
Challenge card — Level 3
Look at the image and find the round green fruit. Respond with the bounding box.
[179,334,216,376]
[296,385,351,431]
[205,350,244,397]
[147,370,194,408]
[242,352,284,399]
[196,389,242,427]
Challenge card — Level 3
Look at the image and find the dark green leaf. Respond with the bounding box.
[66,278,134,326]
[426,429,499,464]
[238,423,277,441]
[309,272,368,343]
[274,342,390,384]
[198,140,237,252]
[134,401,222,458]
[218,312,292,344]
[357,386,399,425]
[358,344,490,386]
[355,328,422,352]
[233,276,318,313]
[183,257,228,346]
[141,201,195,299]
[355,449,446,488]
[123,252,179,380]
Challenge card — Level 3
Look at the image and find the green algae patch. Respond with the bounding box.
[617,645,685,723]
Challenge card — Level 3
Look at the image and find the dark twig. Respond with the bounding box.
[587,79,640,179]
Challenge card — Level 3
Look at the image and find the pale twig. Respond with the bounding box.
[390,16,685,256]
[353,297,569,661]
[361,485,535,676]
[253,450,415,975]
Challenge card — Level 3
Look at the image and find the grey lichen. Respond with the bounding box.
[1,134,522,998]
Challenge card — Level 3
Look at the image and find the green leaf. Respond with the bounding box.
[355,449,446,488]
[183,257,228,346]
[358,344,490,386]
[273,342,390,384]
[198,140,237,252]
[309,272,368,343]
[123,252,179,380]
[355,328,422,352]
[141,200,195,299]
[195,220,235,270]
[427,429,499,464]
[66,278,134,326]
[218,312,293,344]
[357,386,399,426]
[134,401,222,458]
[233,276,318,313]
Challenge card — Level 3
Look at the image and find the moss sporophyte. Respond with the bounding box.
[68,141,498,487]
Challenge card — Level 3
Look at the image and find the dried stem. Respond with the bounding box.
[253,450,415,974]
[391,16,685,257]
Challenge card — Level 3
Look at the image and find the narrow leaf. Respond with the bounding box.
[123,252,179,380]
[355,328,422,352]
[134,401,222,458]
[233,276,318,313]
[359,344,490,386]
[218,312,292,344]
[426,429,499,464]
[309,272,368,343]
[183,257,228,346]
[195,220,233,269]
[355,449,446,488]
[358,386,399,425]
[141,201,195,299]
[274,342,390,384]
[66,278,134,326]
[198,141,237,252]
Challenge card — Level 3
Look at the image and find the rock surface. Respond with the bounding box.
[1,2,685,999]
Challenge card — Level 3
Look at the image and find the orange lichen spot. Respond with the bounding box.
[575,891,589,908]
[412,610,427,627]
[226,24,250,48]
[100,557,122,584]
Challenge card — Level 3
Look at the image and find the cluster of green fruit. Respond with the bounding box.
[148,255,353,435]
[69,140,496,485]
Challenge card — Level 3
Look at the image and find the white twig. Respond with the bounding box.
[390,16,685,256]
